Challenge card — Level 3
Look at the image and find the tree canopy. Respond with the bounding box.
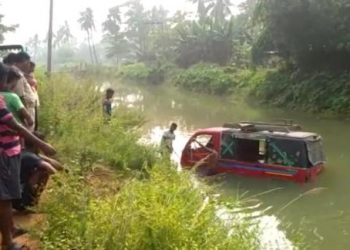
[0,12,17,44]
[253,0,350,71]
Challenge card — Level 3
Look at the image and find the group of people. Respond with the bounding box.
[0,52,63,250]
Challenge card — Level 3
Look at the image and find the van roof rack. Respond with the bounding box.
[0,44,24,52]
[223,121,302,133]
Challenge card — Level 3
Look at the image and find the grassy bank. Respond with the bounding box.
[249,70,350,115]
[35,73,261,250]
[118,62,350,115]
[38,73,156,172]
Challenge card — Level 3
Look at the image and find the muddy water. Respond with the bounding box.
[108,82,350,250]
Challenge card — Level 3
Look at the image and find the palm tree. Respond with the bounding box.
[0,14,17,43]
[26,34,40,61]
[188,0,210,22]
[47,0,54,74]
[78,8,98,64]
[54,21,73,48]
[207,0,232,24]
[103,7,129,64]
[103,6,122,35]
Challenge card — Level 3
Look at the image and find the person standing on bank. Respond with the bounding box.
[102,88,115,118]
[12,52,37,131]
[24,61,40,131]
[161,123,178,155]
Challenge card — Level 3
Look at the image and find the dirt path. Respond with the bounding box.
[0,212,42,250]
[13,212,42,249]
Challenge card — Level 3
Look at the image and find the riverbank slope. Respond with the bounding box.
[29,73,263,250]
[115,63,350,116]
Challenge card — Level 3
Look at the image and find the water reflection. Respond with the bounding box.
[107,81,350,250]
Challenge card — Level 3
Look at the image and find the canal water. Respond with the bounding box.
[108,82,350,250]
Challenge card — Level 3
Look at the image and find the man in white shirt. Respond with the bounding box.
[12,52,37,131]
[161,123,178,155]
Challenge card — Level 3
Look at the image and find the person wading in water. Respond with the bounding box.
[160,123,177,156]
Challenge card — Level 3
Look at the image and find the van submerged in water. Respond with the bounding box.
[180,121,326,183]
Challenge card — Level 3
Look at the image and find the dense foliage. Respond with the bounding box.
[38,73,156,171]
[174,64,236,94]
[118,63,151,80]
[0,12,17,44]
[174,65,350,114]
[117,62,167,84]
[253,0,350,71]
[250,70,350,114]
[102,0,251,68]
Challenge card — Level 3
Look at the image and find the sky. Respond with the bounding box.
[1,0,194,45]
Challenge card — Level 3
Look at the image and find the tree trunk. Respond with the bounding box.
[90,32,99,64]
[86,31,94,64]
[47,0,54,75]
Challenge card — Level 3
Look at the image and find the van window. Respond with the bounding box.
[236,139,260,163]
[267,138,308,168]
[306,140,325,166]
[221,133,264,163]
[221,133,236,159]
[190,134,213,150]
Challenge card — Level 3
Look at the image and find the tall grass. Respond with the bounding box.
[38,73,156,172]
[250,69,350,114]
[40,165,259,250]
[173,64,236,95]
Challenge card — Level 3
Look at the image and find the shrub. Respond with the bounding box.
[118,63,169,85]
[248,69,350,114]
[118,63,152,80]
[39,165,259,250]
[173,64,236,95]
[38,73,156,171]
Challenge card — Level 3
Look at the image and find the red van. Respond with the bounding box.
[181,122,325,183]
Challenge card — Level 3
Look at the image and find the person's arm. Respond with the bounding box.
[13,78,27,107]
[20,97,27,108]
[39,160,57,175]
[4,118,56,156]
[18,108,34,128]
[39,154,64,171]
[11,93,33,127]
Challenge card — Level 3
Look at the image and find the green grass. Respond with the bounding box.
[38,73,156,172]
[118,63,152,80]
[173,64,237,95]
[248,69,350,115]
[172,63,350,115]
[39,165,259,250]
